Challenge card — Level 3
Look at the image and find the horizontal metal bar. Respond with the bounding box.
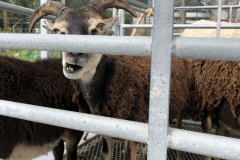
[1,34,240,61]
[0,34,152,56]
[128,0,150,8]
[0,1,55,20]
[173,37,240,61]
[168,128,240,159]
[171,119,202,126]
[130,5,151,15]
[0,100,148,143]
[122,24,240,29]
[1,100,240,159]
[174,24,240,29]
[175,5,240,10]
[122,24,153,29]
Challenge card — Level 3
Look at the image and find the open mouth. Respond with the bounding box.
[65,63,83,72]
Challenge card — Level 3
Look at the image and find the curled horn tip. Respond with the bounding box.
[29,1,66,33]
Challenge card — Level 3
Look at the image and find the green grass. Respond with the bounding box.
[0,49,61,62]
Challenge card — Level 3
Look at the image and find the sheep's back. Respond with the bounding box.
[190,59,240,119]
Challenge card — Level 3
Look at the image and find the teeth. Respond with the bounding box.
[67,67,74,71]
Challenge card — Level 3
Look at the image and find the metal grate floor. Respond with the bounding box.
[74,123,239,160]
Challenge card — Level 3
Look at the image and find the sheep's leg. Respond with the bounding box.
[176,110,185,160]
[201,113,212,160]
[53,140,64,160]
[102,136,113,160]
[216,120,227,136]
[212,120,227,160]
[65,130,84,160]
[125,140,138,160]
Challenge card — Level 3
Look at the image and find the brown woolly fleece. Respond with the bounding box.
[101,55,150,123]
[189,59,240,120]
[72,55,190,124]
[0,56,82,159]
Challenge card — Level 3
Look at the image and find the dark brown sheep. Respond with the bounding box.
[190,59,240,133]
[69,55,191,160]
[0,56,83,160]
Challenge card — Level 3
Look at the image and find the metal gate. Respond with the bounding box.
[1,0,240,159]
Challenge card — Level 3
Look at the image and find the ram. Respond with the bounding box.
[28,0,144,159]
[0,57,83,160]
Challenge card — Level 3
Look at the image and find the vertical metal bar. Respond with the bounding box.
[148,0,174,159]
[112,8,118,35]
[115,9,122,36]
[113,8,117,17]
[120,9,125,36]
[40,0,52,59]
[61,0,65,59]
[229,6,233,22]
[216,0,222,38]
[61,0,65,5]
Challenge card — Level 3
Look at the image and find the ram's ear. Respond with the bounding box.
[103,16,119,32]
[43,20,55,32]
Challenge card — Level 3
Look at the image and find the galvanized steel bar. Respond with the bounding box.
[229,6,233,22]
[130,5,154,16]
[112,8,118,35]
[175,5,240,10]
[216,0,222,38]
[122,24,153,29]
[168,128,240,159]
[120,9,125,36]
[173,37,240,61]
[174,24,240,29]
[2,34,240,61]
[0,34,152,56]
[171,119,202,126]
[148,0,174,159]
[1,100,240,159]
[122,24,240,29]
[0,100,148,143]
[41,0,52,59]
[130,5,148,14]
[61,0,66,5]
[128,0,150,8]
[0,1,55,20]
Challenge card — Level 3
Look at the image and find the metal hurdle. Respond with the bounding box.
[1,0,240,159]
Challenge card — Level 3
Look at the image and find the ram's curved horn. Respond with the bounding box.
[29,1,67,33]
[88,0,137,18]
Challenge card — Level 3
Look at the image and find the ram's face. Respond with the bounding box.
[29,0,137,82]
[57,13,118,82]
[43,11,118,82]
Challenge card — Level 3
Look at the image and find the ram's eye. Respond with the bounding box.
[97,23,104,30]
